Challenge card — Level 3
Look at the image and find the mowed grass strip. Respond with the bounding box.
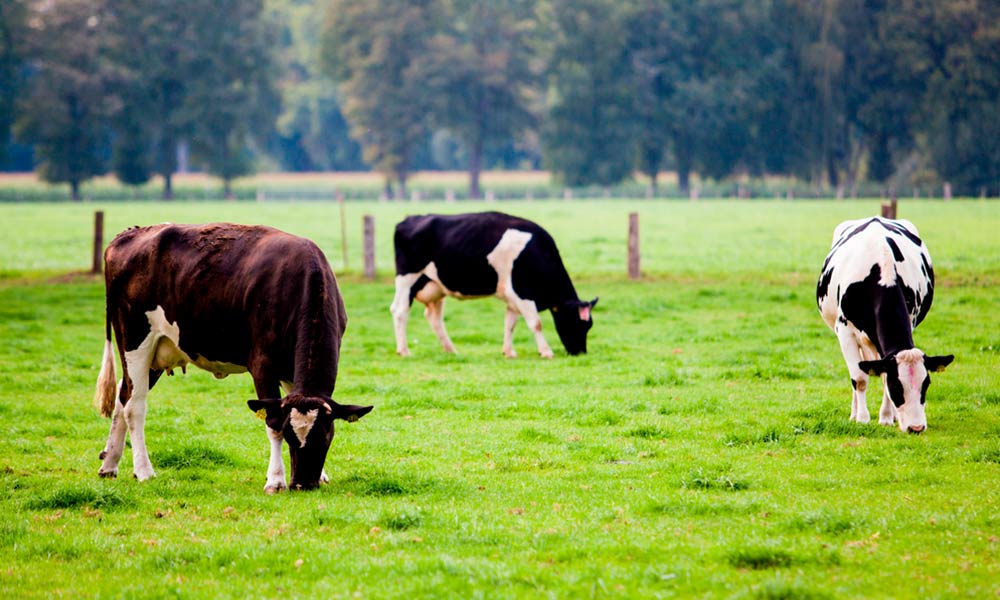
[0,199,998,598]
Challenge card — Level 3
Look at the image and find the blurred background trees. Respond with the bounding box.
[1,0,998,199]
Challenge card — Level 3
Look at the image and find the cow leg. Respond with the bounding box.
[878,382,898,425]
[121,350,156,481]
[503,307,519,358]
[391,273,422,356]
[424,300,456,353]
[836,327,870,423]
[264,427,287,494]
[252,373,287,493]
[98,378,128,478]
[514,299,554,358]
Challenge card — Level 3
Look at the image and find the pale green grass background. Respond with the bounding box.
[0,199,998,598]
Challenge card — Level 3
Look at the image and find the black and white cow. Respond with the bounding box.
[93,223,372,492]
[391,211,597,358]
[816,217,953,433]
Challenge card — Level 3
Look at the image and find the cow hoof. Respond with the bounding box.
[134,470,156,482]
[397,349,411,357]
[879,417,895,426]
[504,350,517,358]
[98,469,117,479]
[539,351,554,359]
[264,482,287,494]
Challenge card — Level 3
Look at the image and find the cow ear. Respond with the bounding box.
[858,358,891,376]
[330,402,374,423]
[589,296,599,307]
[247,398,282,420]
[925,354,954,372]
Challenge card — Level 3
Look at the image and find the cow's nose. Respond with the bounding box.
[907,424,925,434]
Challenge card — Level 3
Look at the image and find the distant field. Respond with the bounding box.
[1,199,998,598]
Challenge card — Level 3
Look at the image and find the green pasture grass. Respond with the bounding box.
[0,199,998,597]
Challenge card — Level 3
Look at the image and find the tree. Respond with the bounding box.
[412,0,540,198]
[104,0,194,198]
[183,0,280,198]
[268,0,364,172]
[16,0,114,200]
[892,0,1000,195]
[543,0,636,187]
[0,0,29,166]
[320,0,441,197]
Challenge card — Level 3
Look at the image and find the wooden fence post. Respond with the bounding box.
[628,212,640,280]
[92,210,104,274]
[363,214,376,281]
[337,191,348,272]
[943,182,952,201]
[881,198,897,219]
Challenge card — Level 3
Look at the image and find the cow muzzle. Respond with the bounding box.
[906,424,926,434]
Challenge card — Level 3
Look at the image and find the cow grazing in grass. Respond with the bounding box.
[93,223,372,492]
[816,217,953,433]
[391,211,597,358]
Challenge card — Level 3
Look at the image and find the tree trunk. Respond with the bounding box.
[674,132,693,194]
[163,172,174,200]
[224,178,234,200]
[397,173,408,200]
[70,180,81,202]
[468,137,483,200]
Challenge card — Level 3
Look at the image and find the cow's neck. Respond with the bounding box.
[873,285,915,356]
[290,269,342,398]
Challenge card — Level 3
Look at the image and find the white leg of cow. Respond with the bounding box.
[515,299,553,358]
[878,382,897,425]
[503,307,519,358]
[391,274,421,356]
[264,426,287,493]
[424,298,457,353]
[98,380,128,478]
[836,327,869,423]
[121,361,156,481]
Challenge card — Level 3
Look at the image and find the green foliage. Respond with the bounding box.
[14,0,114,199]
[320,0,442,195]
[543,0,636,186]
[1,199,1000,596]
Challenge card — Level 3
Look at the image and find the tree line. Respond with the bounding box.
[1,0,998,200]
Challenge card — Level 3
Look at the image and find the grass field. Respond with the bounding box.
[0,199,998,598]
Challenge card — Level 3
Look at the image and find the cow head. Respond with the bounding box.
[859,349,953,433]
[552,297,598,355]
[247,394,373,490]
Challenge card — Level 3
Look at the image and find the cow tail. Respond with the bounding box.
[94,305,117,418]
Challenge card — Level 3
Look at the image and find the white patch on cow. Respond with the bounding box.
[487,229,533,298]
[892,349,928,432]
[290,408,319,448]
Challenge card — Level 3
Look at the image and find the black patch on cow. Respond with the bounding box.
[884,364,906,408]
[920,375,930,405]
[886,237,904,262]
[816,267,834,305]
[850,378,858,390]
[838,264,915,356]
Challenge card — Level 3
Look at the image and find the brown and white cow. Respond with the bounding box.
[391,211,597,358]
[93,223,372,492]
[816,217,953,433]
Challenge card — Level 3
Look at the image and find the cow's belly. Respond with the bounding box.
[146,307,248,379]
